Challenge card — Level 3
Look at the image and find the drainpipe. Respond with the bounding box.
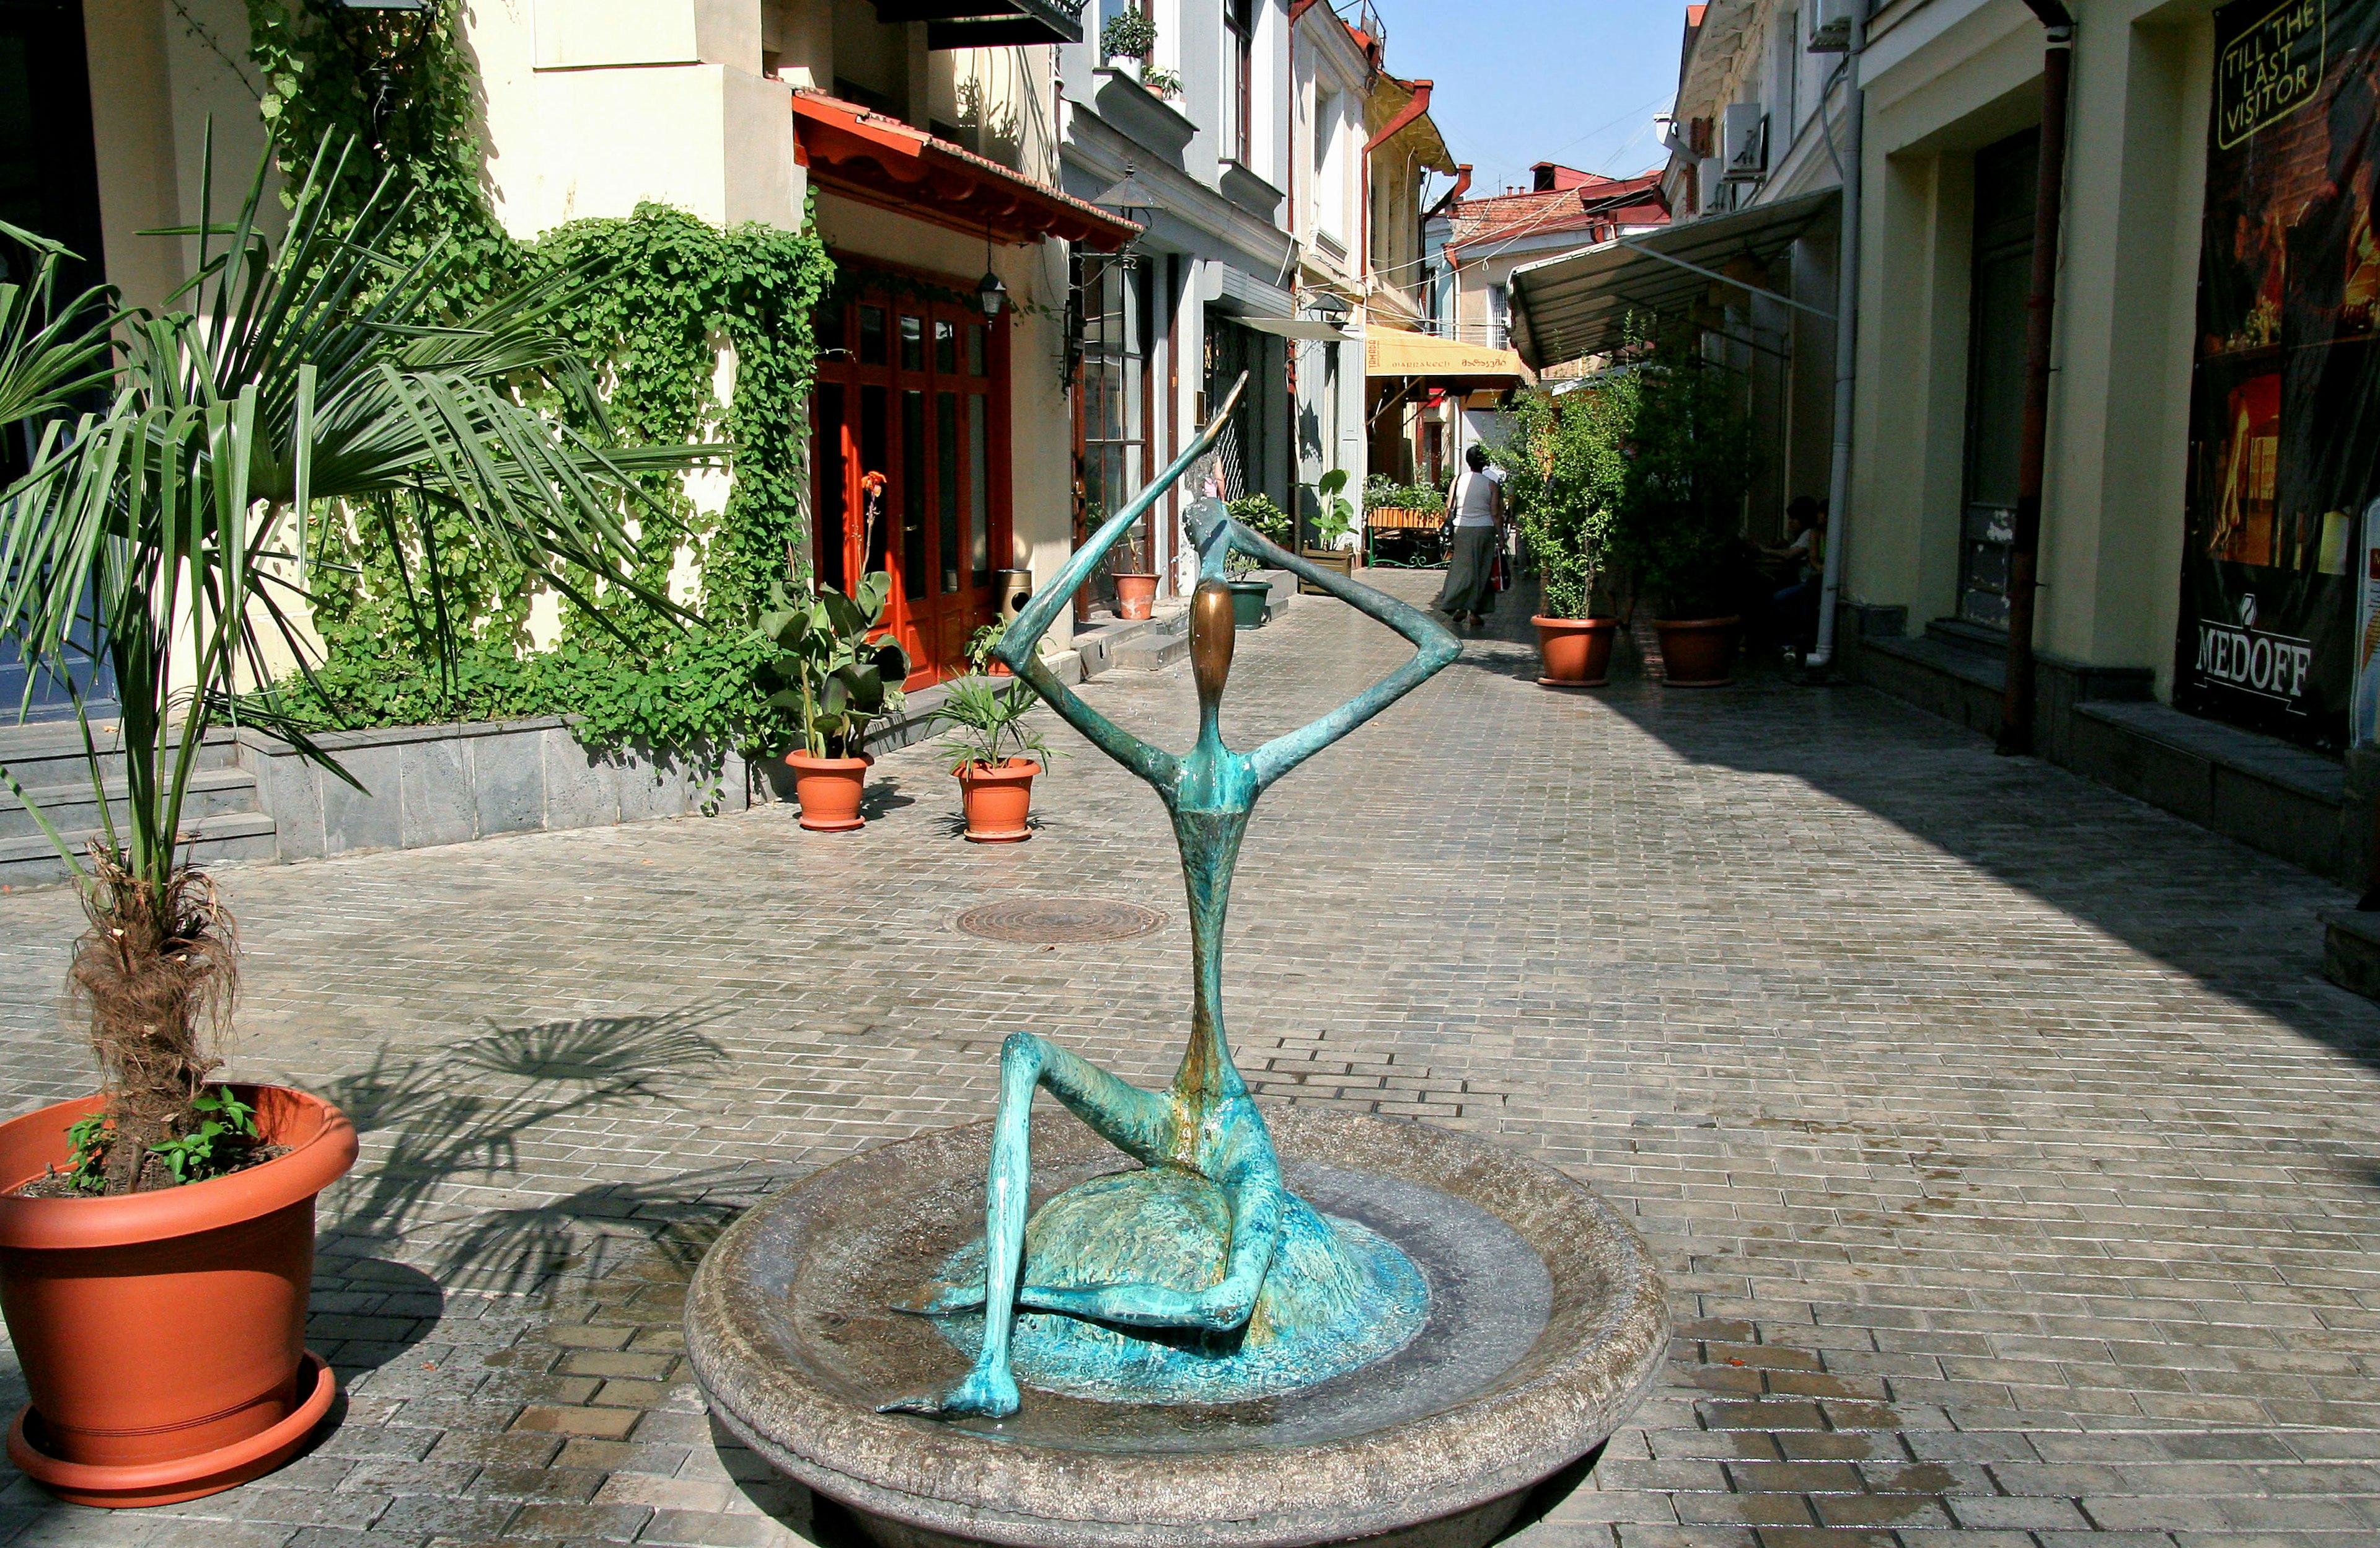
[1998,0,2076,754]
[1802,1,1867,672]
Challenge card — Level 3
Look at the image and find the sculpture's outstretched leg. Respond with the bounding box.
[879,1031,1169,1418]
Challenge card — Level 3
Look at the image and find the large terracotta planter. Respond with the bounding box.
[1532,616,1618,688]
[1112,573,1158,621]
[0,1084,358,1508]
[1653,616,1740,687]
[1299,547,1355,595]
[954,759,1040,843]
[787,751,872,831]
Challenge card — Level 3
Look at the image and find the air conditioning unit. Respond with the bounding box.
[1810,0,1858,53]
[1722,102,1768,181]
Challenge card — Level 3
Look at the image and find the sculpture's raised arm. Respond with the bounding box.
[1237,524,1460,794]
[994,375,1251,790]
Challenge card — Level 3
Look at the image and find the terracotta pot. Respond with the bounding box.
[0,1084,358,1508]
[1112,573,1158,621]
[1299,547,1355,595]
[786,751,872,831]
[1532,616,1618,688]
[1226,579,1272,629]
[955,759,1040,843]
[1652,616,1741,687]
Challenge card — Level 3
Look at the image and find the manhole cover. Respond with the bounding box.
[955,898,1169,944]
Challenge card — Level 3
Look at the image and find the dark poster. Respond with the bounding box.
[2179,0,2378,750]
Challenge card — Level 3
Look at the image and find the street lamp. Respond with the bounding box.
[325,0,436,151]
[1093,162,1165,268]
[1309,293,1352,329]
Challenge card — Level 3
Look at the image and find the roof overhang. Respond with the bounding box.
[1507,188,1838,369]
[1364,328,1527,385]
[1241,317,1354,341]
[793,92,1135,250]
[869,0,1085,47]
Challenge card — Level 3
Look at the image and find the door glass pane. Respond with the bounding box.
[967,325,987,376]
[938,392,961,594]
[860,386,888,577]
[816,300,846,359]
[900,314,924,371]
[935,319,958,375]
[969,394,990,585]
[902,389,927,598]
[816,383,847,592]
[858,305,886,366]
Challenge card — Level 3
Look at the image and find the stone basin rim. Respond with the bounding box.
[686,1107,1670,1548]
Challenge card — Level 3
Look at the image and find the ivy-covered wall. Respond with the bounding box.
[235,0,836,763]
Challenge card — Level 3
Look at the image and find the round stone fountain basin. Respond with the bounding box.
[685,1107,1668,1548]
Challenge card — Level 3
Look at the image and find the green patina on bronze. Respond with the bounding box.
[883,378,1461,1418]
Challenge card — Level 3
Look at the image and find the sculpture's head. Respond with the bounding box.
[1191,579,1235,718]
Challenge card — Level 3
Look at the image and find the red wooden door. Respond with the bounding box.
[813,275,1010,686]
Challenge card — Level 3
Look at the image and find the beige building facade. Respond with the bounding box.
[18,0,1119,685]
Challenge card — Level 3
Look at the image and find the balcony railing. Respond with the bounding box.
[870,0,1085,48]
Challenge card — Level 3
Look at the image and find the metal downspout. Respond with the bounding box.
[1998,0,2077,753]
[1802,1,1866,671]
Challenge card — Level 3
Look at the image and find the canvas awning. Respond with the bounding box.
[793,92,1137,250]
[1506,188,1839,368]
[1363,329,1527,383]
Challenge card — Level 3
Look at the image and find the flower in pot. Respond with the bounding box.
[757,572,909,831]
[1107,522,1158,621]
[1507,382,1634,688]
[0,140,712,1506]
[1298,469,1358,594]
[1224,493,1290,627]
[1101,7,1156,71]
[1608,331,1755,687]
[927,677,1057,843]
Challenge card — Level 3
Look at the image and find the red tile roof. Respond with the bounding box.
[1447,172,1668,255]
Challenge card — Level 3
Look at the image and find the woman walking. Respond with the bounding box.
[1435,444,1504,627]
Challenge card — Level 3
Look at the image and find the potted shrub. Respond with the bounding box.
[1108,523,1158,621]
[0,145,707,1506]
[757,571,909,831]
[927,677,1056,843]
[966,619,1011,677]
[1225,492,1290,627]
[1101,7,1155,71]
[1610,333,1755,687]
[1506,383,1634,688]
[1299,468,1357,594]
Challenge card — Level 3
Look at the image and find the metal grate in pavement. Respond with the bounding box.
[954,896,1169,944]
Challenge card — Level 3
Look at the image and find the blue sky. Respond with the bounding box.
[1359,0,1688,196]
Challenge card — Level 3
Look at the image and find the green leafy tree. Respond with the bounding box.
[1608,332,1753,618]
[0,141,712,1194]
[1499,379,1638,619]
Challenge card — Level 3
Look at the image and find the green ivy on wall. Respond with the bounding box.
[239,1,835,767]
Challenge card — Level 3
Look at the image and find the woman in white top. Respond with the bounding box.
[1433,444,1505,627]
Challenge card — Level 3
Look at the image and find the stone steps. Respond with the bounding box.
[0,722,273,890]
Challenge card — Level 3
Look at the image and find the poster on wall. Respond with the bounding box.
[2179,0,2380,750]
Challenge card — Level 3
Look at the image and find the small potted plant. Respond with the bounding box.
[927,678,1057,843]
[757,570,909,830]
[1141,64,1183,99]
[1610,334,1753,687]
[966,619,1011,677]
[1226,492,1291,626]
[1101,7,1156,71]
[1298,468,1358,593]
[1108,523,1159,620]
[1508,384,1633,688]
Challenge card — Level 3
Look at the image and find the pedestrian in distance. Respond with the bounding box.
[1760,495,1827,662]
[1435,444,1505,628]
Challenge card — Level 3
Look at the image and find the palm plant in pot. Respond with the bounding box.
[756,562,908,832]
[1506,381,1635,688]
[1226,492,1290,626]
[0,143,708,1508]
[927,676,1055,843]
[1107,518,1158,621]
[1609,335,1753,687]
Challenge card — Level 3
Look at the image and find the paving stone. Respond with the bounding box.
[2,574,2374,1547]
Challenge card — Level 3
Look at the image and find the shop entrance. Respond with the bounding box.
[1956,128,2040,629]
[813,276,1010,686]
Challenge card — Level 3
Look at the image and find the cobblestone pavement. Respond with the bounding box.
[2,571,2376,1548]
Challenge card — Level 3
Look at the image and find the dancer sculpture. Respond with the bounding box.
[886,378,1459,1420]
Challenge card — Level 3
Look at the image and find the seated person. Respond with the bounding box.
[1760,497,1827,659]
